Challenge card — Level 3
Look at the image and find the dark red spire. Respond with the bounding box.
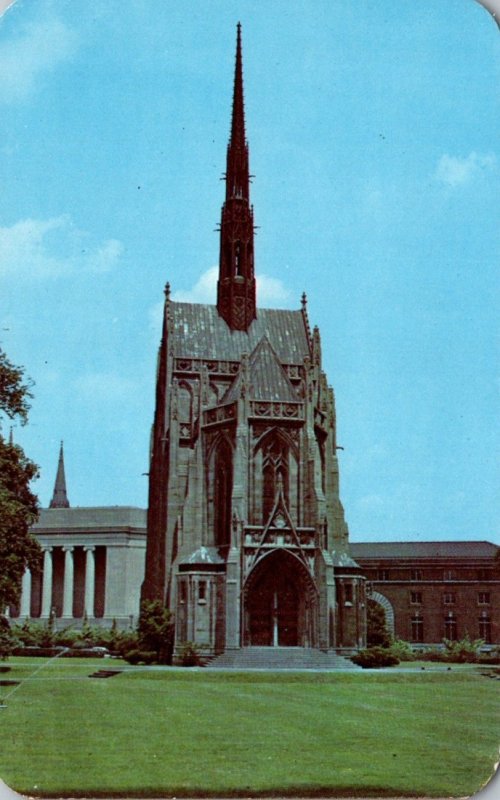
[217,23,256,331]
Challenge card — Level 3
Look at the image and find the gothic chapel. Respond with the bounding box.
[142,26,366,663]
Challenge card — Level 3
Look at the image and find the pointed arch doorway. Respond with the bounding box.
[243,550,318,647]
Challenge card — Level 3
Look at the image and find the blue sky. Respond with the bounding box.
[1,1,498,543]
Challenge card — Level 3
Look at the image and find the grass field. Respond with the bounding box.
[0,657,498,798]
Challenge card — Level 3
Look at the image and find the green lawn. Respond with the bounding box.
[0,657,498,798]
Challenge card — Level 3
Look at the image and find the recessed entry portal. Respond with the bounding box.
[244,550,317,647]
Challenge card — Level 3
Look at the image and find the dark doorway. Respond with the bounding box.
[245,550,316,647]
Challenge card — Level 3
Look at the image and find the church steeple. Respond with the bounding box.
[49,441,70,509]
[216,23,256,331]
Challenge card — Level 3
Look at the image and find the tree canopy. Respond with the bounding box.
[0,347,41,613]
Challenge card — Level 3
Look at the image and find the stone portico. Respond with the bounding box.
[11,506,146,629]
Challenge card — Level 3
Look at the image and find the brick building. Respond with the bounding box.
[351,541,500,646]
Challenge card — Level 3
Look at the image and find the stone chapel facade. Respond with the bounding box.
[142,26,367,658]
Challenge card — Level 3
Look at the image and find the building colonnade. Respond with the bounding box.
[13,544,104,622]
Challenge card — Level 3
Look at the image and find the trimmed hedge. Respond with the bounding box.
[351,646,400,669]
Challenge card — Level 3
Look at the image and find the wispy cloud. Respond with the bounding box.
[434,151,496,188]
[171,265,219,303]
[0,14,77,103]
[148,266,292,336]
[0,216,123,279]
[171,265,292,306]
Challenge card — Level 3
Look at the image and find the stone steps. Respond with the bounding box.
[206,647,359,670]
[88,669,123,679]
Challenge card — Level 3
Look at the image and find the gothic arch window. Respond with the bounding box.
[177,381,193,425]
[253,429,299,525]
[262,440,289,521]
[207,436,233,552]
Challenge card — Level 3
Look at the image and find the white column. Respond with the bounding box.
[41,548,53,618]
[20,568,32,618]
[62,547,74,618]
[84,546,95,618]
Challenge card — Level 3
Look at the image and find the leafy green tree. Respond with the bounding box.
[137,599,174,664]
[366,597,391,648]
[0,348,41,613]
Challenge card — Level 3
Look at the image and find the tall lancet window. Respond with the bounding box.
[211,438,233,551]
[262,438,289,522]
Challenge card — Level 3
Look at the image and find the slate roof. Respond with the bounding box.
[350,541,499,560]
[170,303,310,364]
[32,507,147,532]
[223,336,300,403]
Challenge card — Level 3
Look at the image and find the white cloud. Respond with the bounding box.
[171,265,291,306]
[257,274,291,306]
[434,151,496,188]
[171,265,219,303]
[86,239,124,273]
[148,267,293,337]
[0,12,77,104]
[0,216,123,279]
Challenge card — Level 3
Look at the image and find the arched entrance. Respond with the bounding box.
[244,550,318,647]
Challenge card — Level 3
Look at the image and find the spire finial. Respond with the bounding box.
[230,22,245,155]
[164,282,171,300]
[301,291,307,309]
[216,24,256,331]
[49,441,70,509]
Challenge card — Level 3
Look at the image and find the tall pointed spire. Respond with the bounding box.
[49,441,70,509]
[217,23,256,331]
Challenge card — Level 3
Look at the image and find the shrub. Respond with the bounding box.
[389,639,415,661]
[178,641,204,667]
[366,598,391,648]
[53,627,80,648]
[123,648,157,665]
[10,618,64,648]
[422,648,447,662]
[443,635,484,663]
[477,652,500,665]
[351,646,400,669]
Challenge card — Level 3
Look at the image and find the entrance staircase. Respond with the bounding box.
[206,647,360,670]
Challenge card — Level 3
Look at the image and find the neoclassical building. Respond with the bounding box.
[11,444,146,629]
[142,26,366,660]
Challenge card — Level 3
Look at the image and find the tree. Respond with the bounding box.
[366,597,391,648]
[0,347,41,613]
[137,600,174,663]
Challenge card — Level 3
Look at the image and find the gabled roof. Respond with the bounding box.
[350,541,499,560]
[223,336,300,403]
[170,302,310,364]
